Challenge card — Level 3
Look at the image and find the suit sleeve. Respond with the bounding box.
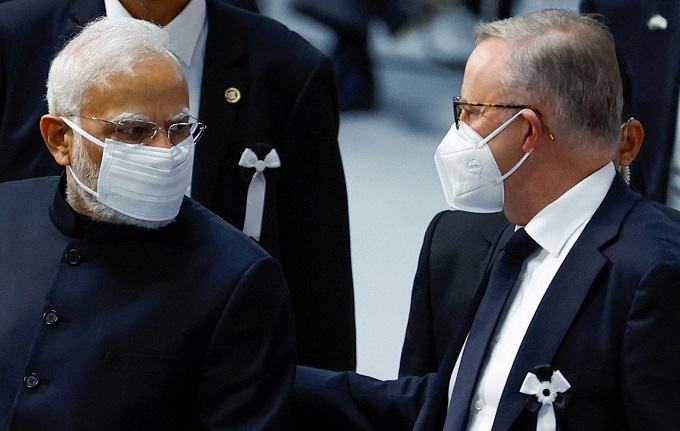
[197,256,296,430]
[292,366,434,430]
[277,55,356,371]
[622,259,680,430]
[399,212,446,377]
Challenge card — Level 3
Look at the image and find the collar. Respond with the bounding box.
[104,0,207,66]
[50,174,173,242]
[523,162,616,256]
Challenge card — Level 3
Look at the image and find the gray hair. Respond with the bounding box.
[46,16,179,115]
[475,9,622,156]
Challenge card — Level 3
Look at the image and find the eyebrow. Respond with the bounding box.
[168,109,191,123]
[109,112,151,123]
[110,110,191,124]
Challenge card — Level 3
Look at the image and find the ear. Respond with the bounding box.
[518,109,546,152]
[40,115,71,167]
[618,118,644,168]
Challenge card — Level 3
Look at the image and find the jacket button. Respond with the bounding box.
[43,310,59,326]
[24,373,40,389]
[64,249,81,265]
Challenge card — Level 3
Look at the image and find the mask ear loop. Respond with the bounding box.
[492,150,532,186]
[60,116,104,198]
[60,116,106,148]
[477,109,526,148]
[486,108,535,186]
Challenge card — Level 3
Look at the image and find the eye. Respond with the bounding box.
[168,123,193,142]
[112,121,154,143]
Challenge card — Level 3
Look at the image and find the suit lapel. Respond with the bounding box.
[191,0,250,206]
[492,176,639,430]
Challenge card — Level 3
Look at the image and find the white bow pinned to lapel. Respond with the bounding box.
[238,148,281,241]
[520,370,571,431]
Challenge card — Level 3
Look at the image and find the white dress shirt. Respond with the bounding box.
[104,0,208,117]
[447,162,616,430]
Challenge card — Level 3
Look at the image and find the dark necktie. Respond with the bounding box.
[444,228,539,431]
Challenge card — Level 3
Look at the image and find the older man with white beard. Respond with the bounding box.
[0,17,295,430]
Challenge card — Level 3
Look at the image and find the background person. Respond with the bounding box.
[580,0,680,208]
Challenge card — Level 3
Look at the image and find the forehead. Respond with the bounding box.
[81,56,189,121]
[461,38,510,102]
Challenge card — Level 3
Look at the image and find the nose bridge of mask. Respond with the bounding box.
[479,108,533,186]
[105,135,194,170]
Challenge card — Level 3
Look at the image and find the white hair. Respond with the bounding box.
[46,16,179,115]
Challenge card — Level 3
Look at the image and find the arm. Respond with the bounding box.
[278,55,355,370]
[622,259,680,430]
[292,366,434,430]
[399,212,446,377]
[198,256,296,430]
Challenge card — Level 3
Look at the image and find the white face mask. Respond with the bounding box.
[434,110,531,213]
[61,116,195,222]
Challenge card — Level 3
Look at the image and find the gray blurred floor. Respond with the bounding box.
[261,0,579,379]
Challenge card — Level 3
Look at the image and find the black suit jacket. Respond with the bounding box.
[400,198,680,380]
[293,175,680,430]
[0,176,295,430]
[399,210,509,377]
[580,0,680,204]
[0,0,355,370]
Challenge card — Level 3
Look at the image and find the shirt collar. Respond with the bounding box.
[104,0,207,66]
[523,162,616,256]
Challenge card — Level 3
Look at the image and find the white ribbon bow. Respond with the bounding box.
[238,148,281,241]
[519,370,571,431]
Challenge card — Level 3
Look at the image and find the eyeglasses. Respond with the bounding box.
[67,115,207,146]
[453,96,555,141]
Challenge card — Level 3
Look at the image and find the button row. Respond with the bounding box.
[27,248,77,391]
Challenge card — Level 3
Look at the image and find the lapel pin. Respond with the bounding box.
[520,365,571,431]
[647,14,668,31]
[224,87,241,104]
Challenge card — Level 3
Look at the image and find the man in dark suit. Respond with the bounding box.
[0,0,355,371]
[0,17,294,429]
[579,0,680,208]
[397,47,658,378]
[292,9,680,430]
